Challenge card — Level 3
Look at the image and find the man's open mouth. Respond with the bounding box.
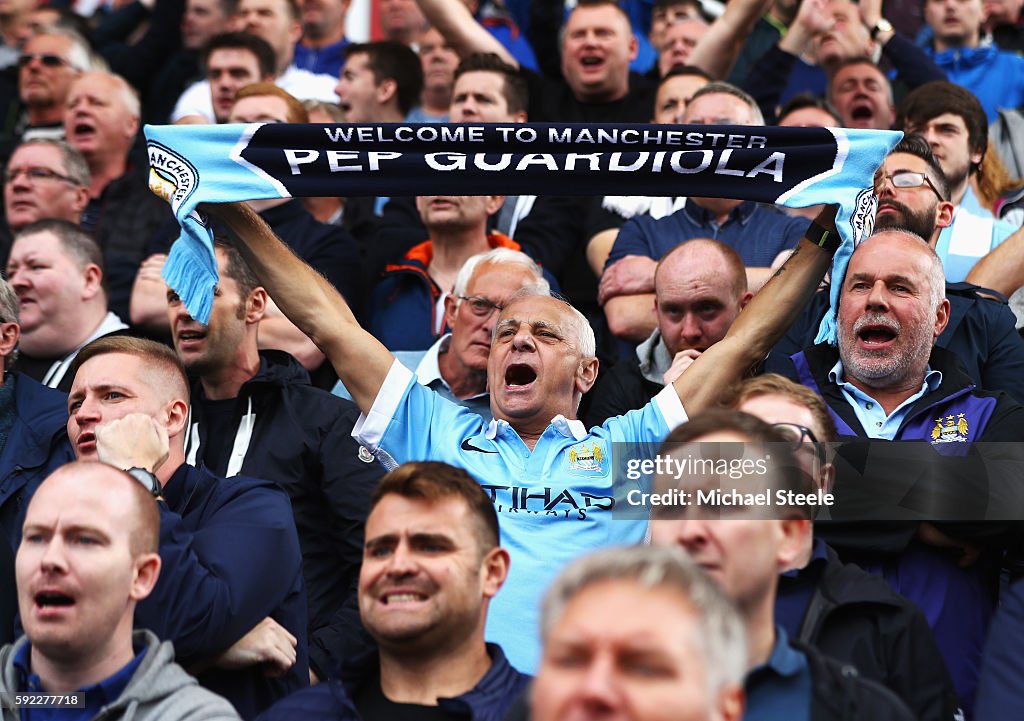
[505,363,537,386]
[859,326,897,345]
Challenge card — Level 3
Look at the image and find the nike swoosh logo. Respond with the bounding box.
[461,438,499,454]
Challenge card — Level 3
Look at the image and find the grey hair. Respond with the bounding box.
[688,80,765,125]
[14,138,90,187]
[452,247,549,298]
[541,545,748,695]
[32,27,94,72]
[500,286,596,360]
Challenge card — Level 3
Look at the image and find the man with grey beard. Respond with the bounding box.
[765,133,1024,405]
[776,228,1023,442]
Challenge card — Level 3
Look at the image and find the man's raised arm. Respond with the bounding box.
[673,205,839,415]
[416,0,517,64]
[201,202,394,414]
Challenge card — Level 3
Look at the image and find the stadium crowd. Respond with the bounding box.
[2,0,1024,719]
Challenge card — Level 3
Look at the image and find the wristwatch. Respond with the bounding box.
[126,467,162,498]
[870,18,894,41]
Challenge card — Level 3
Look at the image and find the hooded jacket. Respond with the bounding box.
[0,630,239,720]
[185,350,382,680]
[925,41,1024,121]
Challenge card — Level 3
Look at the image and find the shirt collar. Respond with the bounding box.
[484,414,589,441]
[415,334,449,386]
[421,334,489,400]
[828,358,942,395]
[760,626,805,678]
[683,198,756,225]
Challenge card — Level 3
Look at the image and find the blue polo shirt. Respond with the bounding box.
[745,627,813,721]
[353,361,688,672]
[606,199,808,269]
[12,639,145,721]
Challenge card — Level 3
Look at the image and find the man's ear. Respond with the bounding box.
[933,297,951,339]
[0,321,19,360]
[480,546,511,599]
[934,201,955,229]
[819,463,836,495]
[164,398,189,439]
[377,78,398,107]
[288,18,303,45]
[81,263,103,301]
[777,519,811,570]
[131,553,162,601]
[485,195,505,217]
[443,293,459,329]
[576,356,599,395]
[247,288,268,324]
[716,684,745,721]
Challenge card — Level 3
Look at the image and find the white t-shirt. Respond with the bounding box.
[171,65,339,122]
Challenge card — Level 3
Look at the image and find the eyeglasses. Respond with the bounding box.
[876,170,943,200]
[3,166,80,185]
[18,53,74,69]
[772,422,819,446]
[457,295,504,317]
[772,423,825,464]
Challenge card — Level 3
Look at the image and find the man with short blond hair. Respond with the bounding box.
[66,335,308,718]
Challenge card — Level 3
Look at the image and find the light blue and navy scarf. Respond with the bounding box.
[144,122,901,337]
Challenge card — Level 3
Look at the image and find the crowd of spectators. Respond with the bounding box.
[3,0,1024,719]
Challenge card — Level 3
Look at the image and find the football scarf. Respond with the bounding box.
[144,122,901,329]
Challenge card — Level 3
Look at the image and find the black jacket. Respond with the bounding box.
[782,544,960,721]
[187,350,383,679]
[582,356,661,428]
[800,641,917,721]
